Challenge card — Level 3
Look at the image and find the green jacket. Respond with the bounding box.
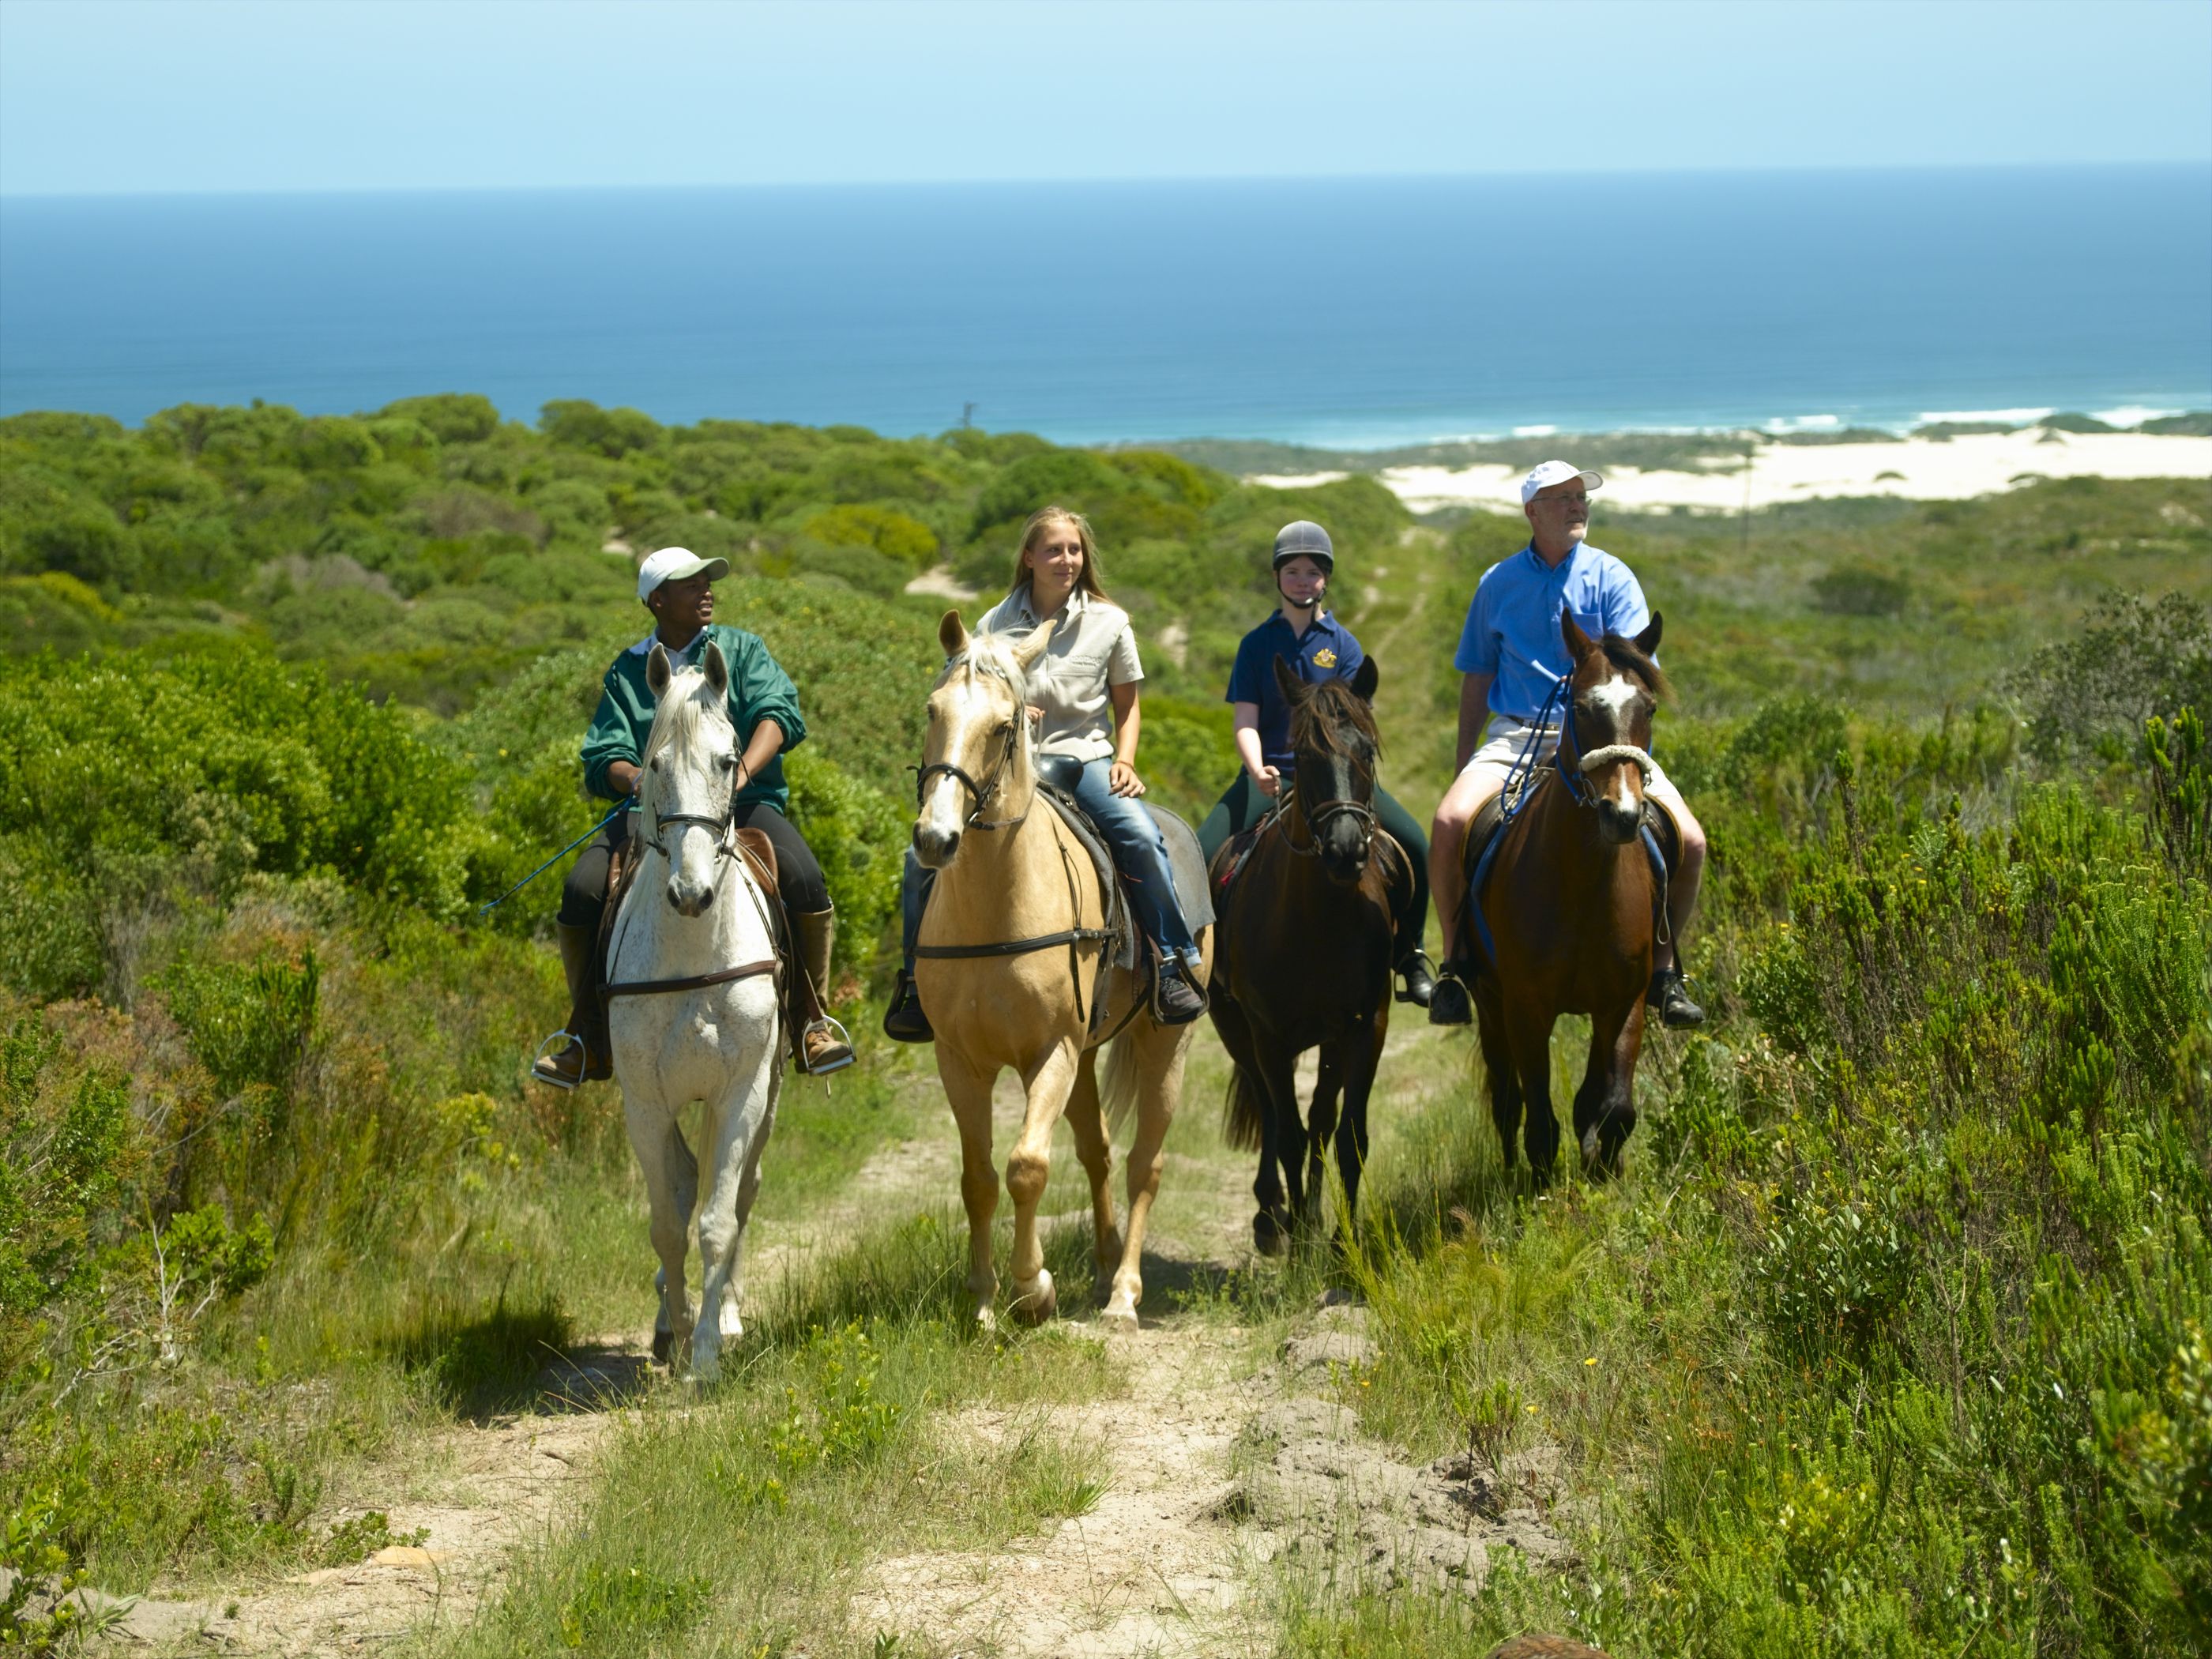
[581,625,806,814]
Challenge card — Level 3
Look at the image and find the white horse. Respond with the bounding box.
[604,641,784,1382]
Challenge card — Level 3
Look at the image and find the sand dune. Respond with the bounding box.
[1251,429,2212,514]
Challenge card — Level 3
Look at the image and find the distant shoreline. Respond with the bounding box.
[1227,423,2212,514]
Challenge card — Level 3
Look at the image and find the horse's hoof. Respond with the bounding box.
[1010,1270,1056,1326]
[1099,1293,1140,1329]
[1254,1213,1290,1258]
[652,1329,672,1366]
[974,1304,999,1334]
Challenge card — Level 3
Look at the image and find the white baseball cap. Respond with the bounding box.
[1519,460,1604,505]
[636,545,731,600]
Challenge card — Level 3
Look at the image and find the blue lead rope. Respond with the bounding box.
[1465,679,1566,968]
[476,802,630,916]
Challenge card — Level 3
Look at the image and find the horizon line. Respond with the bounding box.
[6,156,2210,203]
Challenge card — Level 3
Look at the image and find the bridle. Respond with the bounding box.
[641,748,749,862]
[1281,744,1379,860]
[1549,679,1655,811]
[912,657,1033,833]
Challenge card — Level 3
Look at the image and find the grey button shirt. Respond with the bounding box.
[978,583,1144,762]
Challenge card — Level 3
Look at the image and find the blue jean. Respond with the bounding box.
[901,758,1199,972]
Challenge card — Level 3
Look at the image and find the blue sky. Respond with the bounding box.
[2,0,2207,195]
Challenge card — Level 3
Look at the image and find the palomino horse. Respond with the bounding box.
[604,641,784,1381]
[1212,657,1400,1254]
[1467,613,1671,1183]
[912,611,1210,1326]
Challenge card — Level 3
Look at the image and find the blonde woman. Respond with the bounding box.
[884,506,1206,1039]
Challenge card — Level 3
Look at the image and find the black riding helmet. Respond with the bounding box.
[1272,520,1334,574]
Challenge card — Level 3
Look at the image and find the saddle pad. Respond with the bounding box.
[1149,804,1216,935]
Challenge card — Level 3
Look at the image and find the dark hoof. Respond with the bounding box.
[1254,1210,1290,1258]
[651,1328,672,1366]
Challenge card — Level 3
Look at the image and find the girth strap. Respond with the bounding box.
[913,927,1115,961]
[603,957,780,1002]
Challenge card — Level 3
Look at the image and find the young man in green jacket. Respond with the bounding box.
[532,547,856,1086]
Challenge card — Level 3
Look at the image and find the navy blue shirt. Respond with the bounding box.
[1225,610,1366,767]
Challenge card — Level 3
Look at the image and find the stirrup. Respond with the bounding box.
[799,1015,857,1076]
[529,1029,585,1090]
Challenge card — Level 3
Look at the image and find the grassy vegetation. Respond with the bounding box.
[2,393,2208,1653]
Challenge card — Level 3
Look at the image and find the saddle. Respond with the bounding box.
[1457,773,1683,971]
[599,826,823,1069]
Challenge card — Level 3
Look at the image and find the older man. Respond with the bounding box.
[1425,461,1707,1029]
[532,546,855,1086]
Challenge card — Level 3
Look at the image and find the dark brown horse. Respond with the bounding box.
[1467,613,1672,1183]
[1211,657,1405,1254]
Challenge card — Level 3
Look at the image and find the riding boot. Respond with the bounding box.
[1647,966,1706,1029]
[882,856,935,1043]
[792,906,857,1074]
[1394,947,1437,1007]
[1427,968,1474,1026]
[531,922,611,1088]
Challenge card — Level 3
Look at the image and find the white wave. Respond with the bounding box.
[1511,424,1559,438]
[1763,413,1841,432]
[1916,407,2054,427]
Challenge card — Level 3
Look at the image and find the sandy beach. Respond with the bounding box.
[1251,428,2212,514]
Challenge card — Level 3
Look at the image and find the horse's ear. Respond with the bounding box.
[1272,656,1310,705]
[939,609,968,659]
[1010,617,1058,672]
[702,640,728,697]
[1559,610,1595,662]
[1634,612,1663,656]
[1349,656,1379,701]
[646,641,672,697]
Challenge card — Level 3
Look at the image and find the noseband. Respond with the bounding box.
[1554,689,1654,809]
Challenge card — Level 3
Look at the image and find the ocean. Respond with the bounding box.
[1,166,2207,446]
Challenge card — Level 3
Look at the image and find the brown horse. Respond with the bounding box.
[1467,613,1671,1183]
[1211,657,1402,1253]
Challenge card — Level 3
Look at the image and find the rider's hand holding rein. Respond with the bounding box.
[1108,680,1146,797]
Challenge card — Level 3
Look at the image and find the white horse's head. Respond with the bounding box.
[913,609,1056,869]
[641,640,741,916]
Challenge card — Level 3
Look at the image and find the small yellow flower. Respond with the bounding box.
[1585,1356,1598,1366]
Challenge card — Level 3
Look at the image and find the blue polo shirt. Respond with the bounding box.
[1453,542,1650,722]
[1226,610,1365,767]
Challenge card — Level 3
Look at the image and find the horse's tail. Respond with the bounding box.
[1221,1063,1266,1153]
[1100,1028,1142,1135]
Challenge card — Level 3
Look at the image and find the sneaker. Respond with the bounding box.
[881,971,934,1043]
[1154,965,1207,1026]
[1427,974,1474,1027]
[1394,950,1437,1007]
[1647,969,1705,1029]
[801,1018,857,1074]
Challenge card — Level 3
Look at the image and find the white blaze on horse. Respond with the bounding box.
[604,641,784,1382]
[913,612,1210,1327]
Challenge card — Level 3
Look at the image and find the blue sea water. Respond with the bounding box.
[1,167,2207,446]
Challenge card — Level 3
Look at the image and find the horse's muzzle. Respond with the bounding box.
[913,822,959,870]
[1597,799,1643,845]
[667,875,715,916]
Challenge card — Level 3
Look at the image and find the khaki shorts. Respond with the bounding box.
[1458,716,1683,812]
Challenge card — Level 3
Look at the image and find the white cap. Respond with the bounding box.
[636,546,731,600]
[1519,460,1604,505]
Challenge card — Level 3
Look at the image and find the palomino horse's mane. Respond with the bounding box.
[1288,676,1382,765]
[1590,635,1671,700]
[933,626,1033,698]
